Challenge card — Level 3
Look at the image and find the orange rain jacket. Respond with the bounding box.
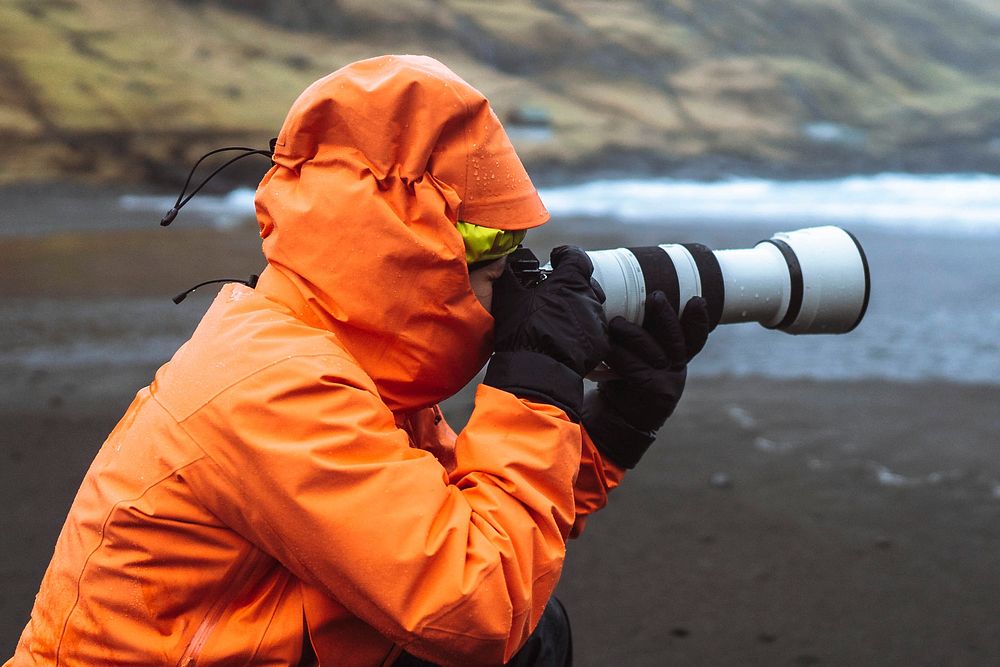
[8,56,624,666]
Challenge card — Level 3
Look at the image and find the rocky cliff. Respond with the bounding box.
[3,0,1000,184]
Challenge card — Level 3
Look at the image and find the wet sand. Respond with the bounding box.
[3,205,1000,663]
[4,372,999,664]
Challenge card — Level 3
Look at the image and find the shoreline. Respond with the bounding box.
[3,201,1000,389]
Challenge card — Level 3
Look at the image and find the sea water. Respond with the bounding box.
[2,173,999,385]
[534,174,1000,384]
[537,173,1000,236]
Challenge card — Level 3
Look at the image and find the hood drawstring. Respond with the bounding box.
[160,138,277,226]
[172,275,260,304]
[162,139,274,304]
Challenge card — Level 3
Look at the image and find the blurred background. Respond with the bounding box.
[2,1,1000,664]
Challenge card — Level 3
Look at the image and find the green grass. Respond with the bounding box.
[2,0,1000,183]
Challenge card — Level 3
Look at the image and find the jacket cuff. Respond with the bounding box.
[581,390,655,469]
[483,351,584,421]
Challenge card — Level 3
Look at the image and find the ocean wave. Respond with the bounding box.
[537,173,1000,236]
[115,173,1000,237]
[118,188,257,229]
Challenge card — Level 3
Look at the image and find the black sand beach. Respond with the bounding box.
[2,192,999,664]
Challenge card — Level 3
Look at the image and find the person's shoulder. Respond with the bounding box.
[152,286,371,421]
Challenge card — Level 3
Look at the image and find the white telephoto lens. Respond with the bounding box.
[582,226,870,335]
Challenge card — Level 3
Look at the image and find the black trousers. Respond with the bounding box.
[392,597,573,667]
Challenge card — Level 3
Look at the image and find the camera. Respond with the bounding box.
[513,226,870,335]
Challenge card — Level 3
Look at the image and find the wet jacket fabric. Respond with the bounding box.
[8,56,623,666]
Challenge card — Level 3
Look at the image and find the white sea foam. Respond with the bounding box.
[119,188,257,229]
[115,173,1000,237]
[537,173,1000,236]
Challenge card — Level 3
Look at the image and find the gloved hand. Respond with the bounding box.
[582,291,710,468]
[483,246,609,421]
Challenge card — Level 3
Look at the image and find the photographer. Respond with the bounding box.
[8,56,707,666]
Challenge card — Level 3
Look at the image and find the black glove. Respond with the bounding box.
[484,246,609,421]
[582,291,710,468]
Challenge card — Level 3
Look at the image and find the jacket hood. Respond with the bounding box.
[254,55,549,412]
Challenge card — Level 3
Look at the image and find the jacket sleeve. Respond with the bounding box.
[569,427,627,538]
[174,353,581,666]
[414,406,626,540]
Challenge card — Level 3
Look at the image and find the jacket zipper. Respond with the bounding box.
[177,548,268,666]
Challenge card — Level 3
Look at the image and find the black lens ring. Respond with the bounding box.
[843,229,871,332]
[680,243,724,330]
[761,239,803,331]
[627,246,680,318]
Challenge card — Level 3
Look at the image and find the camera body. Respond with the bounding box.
[516,226,870,335]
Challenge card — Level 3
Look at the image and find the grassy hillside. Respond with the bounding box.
[2,0,1000,184]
